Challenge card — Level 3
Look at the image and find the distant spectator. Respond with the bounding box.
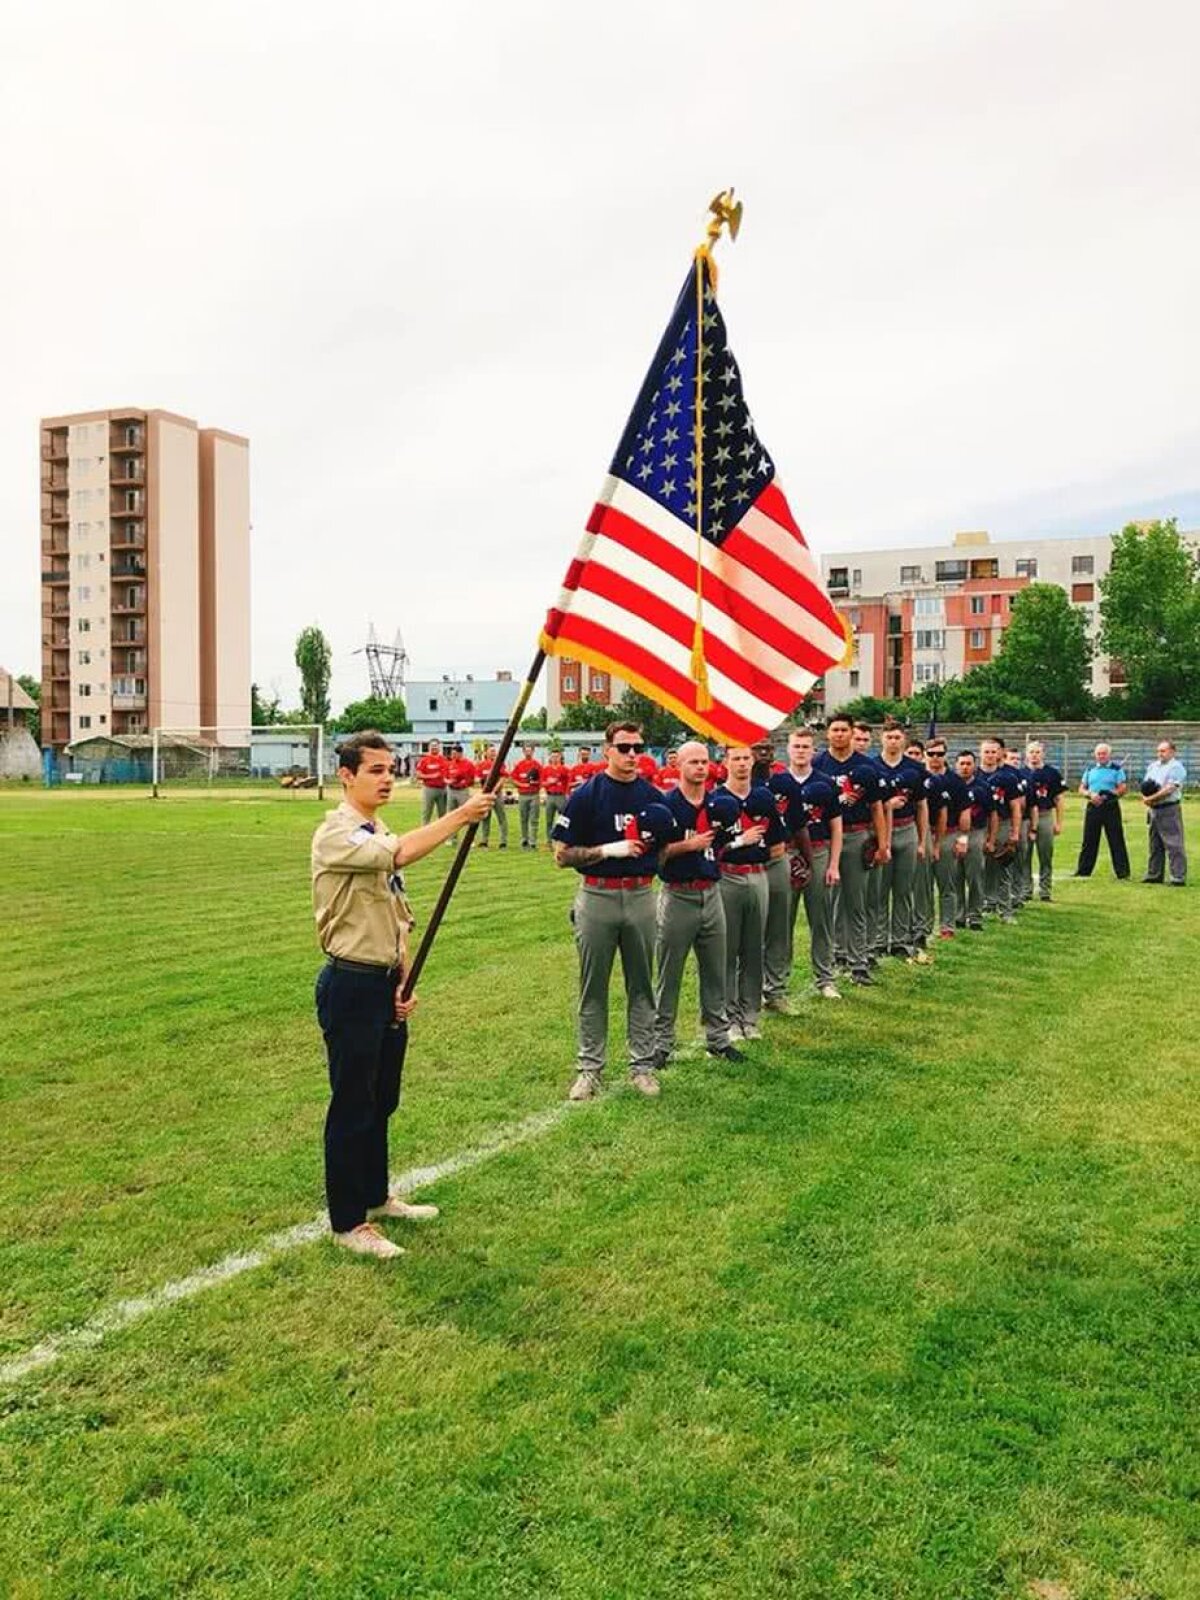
[1140,739,1188,887]
[1074,742,1130,880]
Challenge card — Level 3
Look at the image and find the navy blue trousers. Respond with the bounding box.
[315,963,406,1234]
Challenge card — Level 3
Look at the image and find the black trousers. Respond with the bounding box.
[1075,798,1130,879]
[315,962,406,1234]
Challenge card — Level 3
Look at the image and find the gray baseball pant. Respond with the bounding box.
[762,854,792,1002]
[913,845,934,945]
[518,794,541,847]
[718,870,768,1031]
[1033,813,1056,898]
[868,853,887,957]
[933,843,959,932]
[479,793,508,845]
[543,794,566,842]
[984,819,1017,918]
[956,829,987,928]
[421,785,449,825]
[573,883,658,1077]
[1147,803,1187,885]
[836,833,872,977]
[788,844,836,988]
[653,884,730,1054]
[882,820,919,957]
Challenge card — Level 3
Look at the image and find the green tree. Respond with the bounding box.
[910,664,1046,725]
[294,626,332,725]
[519,706,548,732]
[611,687,690,748]
[250,682,283,726]
[1099,519,1200,716]
[829,694,907,725]
[992,583,1093,718]
[16,673,41,745]
[332,695,411,733]
[553,695,616,733]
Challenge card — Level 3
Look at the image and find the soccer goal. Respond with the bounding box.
[148,725,327,798]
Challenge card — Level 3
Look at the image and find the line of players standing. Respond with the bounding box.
[536,716,1066,1101]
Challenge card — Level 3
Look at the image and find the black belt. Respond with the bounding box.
[325,956,400,978]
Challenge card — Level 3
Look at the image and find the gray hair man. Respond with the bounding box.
[1141,739,1188,887]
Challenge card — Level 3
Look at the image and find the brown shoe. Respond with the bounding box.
[630,1072,661,1097]
[568,1072,600,1102]
[367,1196,440,1221]
[333,1223,404,1260]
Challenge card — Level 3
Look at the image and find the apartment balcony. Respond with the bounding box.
[113,653,148,675]
[50,599,70,618]
[42,470,69,492]
[111,492,145,516]
[113,624,146,644]
[43,437,68,462]
[111,601,146,616]
[42,568,70,584]
[109,424,144,453]
[112,693,147,711]
[110,460,144,486]
[111,560,148,579]
[110,526,145,549]
[48,502,69,523]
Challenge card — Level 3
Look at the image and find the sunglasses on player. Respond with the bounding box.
[612,741,644,754]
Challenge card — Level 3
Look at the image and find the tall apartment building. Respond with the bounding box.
[39,409,250,749]
[545,654,628,727]
[818,529,1118,711]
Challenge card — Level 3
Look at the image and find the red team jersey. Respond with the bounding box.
[654,764,682,792]
[415,752,449,788]
[541,762,571,796]
[446,756,476,790]
[636,753,659,781]
[475,759,507,786]
[568,760,597,790]
[512,758,543,795]
[706,760,728,791]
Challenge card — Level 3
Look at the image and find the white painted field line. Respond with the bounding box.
[0,1103,572,1388]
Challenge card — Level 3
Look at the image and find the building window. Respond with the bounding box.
[969,629,985,649]
[1015,558,1038,578]
[563,675,576,692]
[914,594,941,617]
[79,683,91,697]
[851,568,862,587]
[77,650,90,666]
[590,674,606,692]
[1072,555,1094,575]
[970,558,999,580]
[936,560,968,583]
[76,585,90,602]
[900,564,922,584]
[915,663,942,684]
[464,698,473,712]
[99,714,106,725]
[78,715,91,730]
[428,698,438,711]
[829,566,849,590]
[848,670,859,688]
[915,629,945,651]
[77,618,90,633]
[970,595,985,614]
[1072,582,1094,602]
[75,552,91,570]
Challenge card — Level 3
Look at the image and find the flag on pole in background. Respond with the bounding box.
[541,255,846,746]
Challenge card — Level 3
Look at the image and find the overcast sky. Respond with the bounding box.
[3,1,1198,711]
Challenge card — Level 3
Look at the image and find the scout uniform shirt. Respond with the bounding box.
[312,801,415,969]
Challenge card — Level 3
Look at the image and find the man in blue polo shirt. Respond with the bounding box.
[652,740,743,1066]
[552,720,664,1100]
[1141,738,1188,886]
[1074,741,1130,880]
[815,714,888,986]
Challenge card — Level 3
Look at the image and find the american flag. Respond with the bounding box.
[541,256,846,746]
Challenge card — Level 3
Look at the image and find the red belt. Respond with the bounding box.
[893,816,916,828]
[667,878,717,891]
[720,863,765,876]
[844,821,871,833]
[583,875,654,889]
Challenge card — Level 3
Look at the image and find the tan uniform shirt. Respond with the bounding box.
[312,801,414,969]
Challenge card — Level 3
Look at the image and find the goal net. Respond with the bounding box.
[148,725,327,797]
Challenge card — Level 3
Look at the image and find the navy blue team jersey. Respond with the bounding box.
[712,783,783,865]
[924,769,971,829]
[1027,763,1065,813]
[813,750,885,828]
[778,771,839,846]
[658,787,719,883]
[552,772,663,877]
[875,754,925,821]
[962,772,993,830]
[984,764,1024,820]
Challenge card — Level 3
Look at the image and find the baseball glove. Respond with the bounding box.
[862,836,879,869]
[789,850,812,891]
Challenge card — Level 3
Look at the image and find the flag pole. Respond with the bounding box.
[400,645,546,1000]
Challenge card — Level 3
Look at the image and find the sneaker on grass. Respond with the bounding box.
[763,995,794,1015]
[367,1196,440,1221]
[333,1223,404,1261]
[630,1071,661,1097]
[568,1072,600,1102]
[707,1044,746,1062]
[818,983,842,1001]
[741,1024,763,1041]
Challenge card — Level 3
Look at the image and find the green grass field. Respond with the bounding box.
[1,790,1198,1600]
